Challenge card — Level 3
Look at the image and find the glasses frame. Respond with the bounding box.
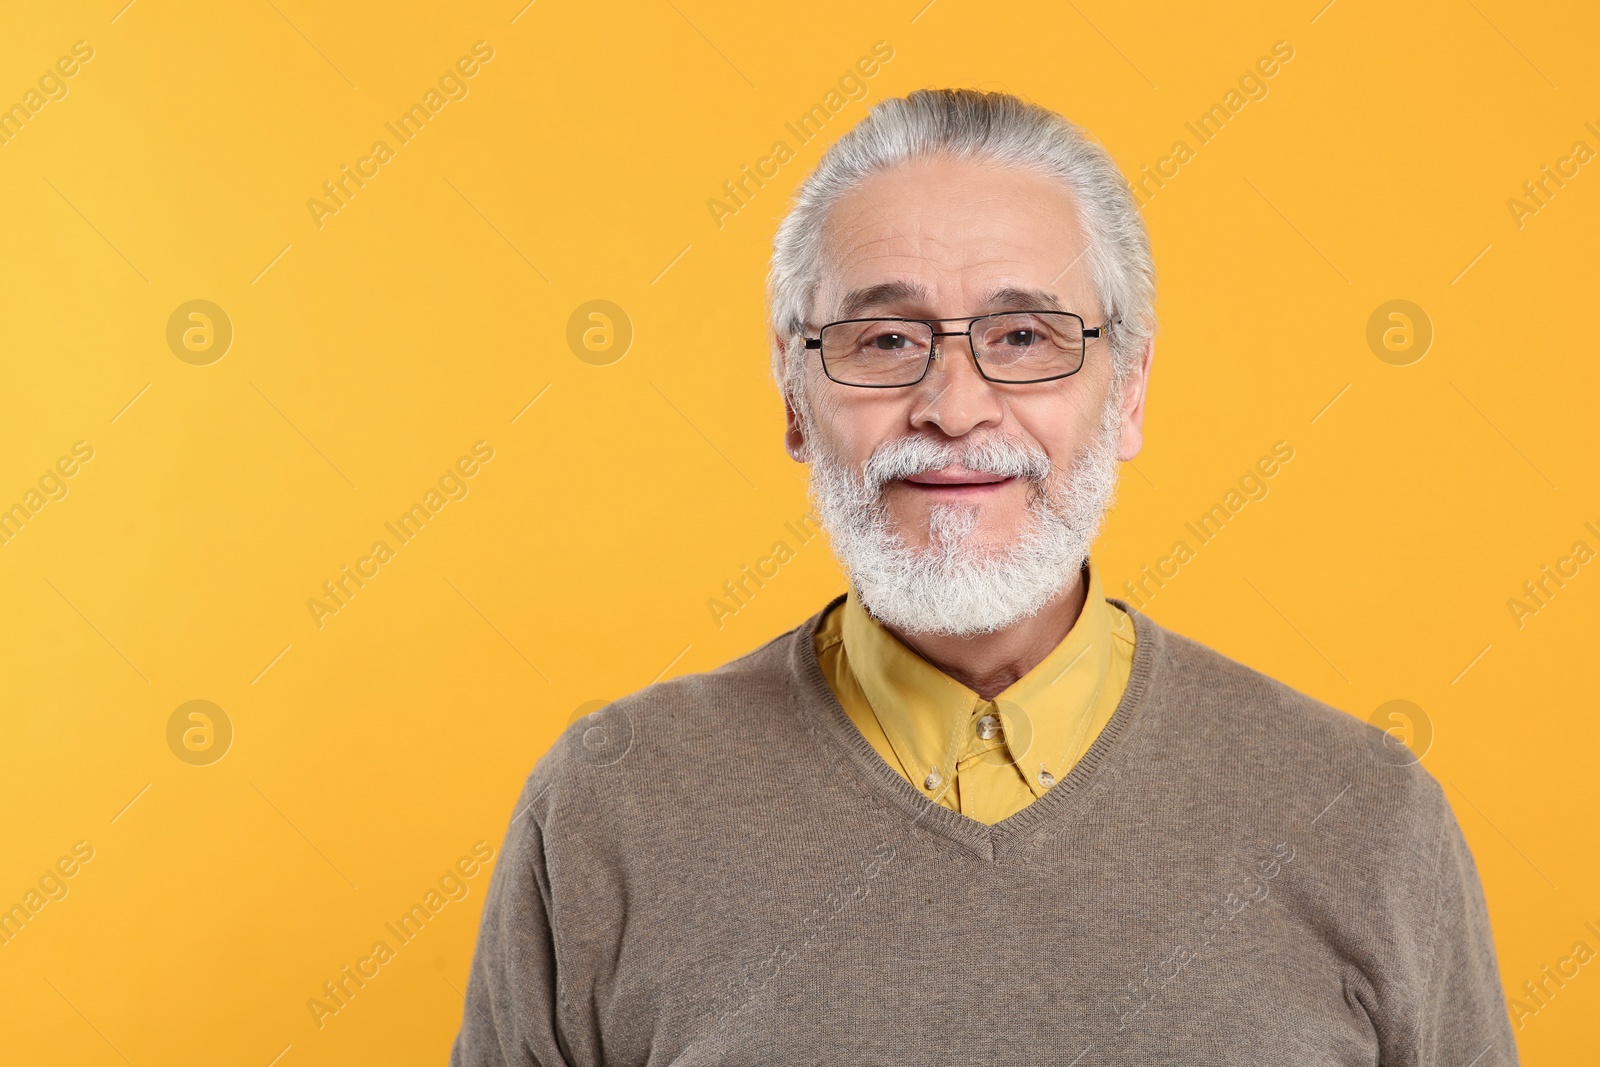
[801,310,1116,388]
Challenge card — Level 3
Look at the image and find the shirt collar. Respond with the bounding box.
[840,558,1119,800]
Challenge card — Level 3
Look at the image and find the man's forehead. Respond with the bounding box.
[812,158,1092,322]
[833,279,1068,320]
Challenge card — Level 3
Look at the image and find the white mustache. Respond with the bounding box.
[861,435,1052,491]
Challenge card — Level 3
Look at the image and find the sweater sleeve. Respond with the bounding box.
[1414,796,1519,1066]
[451,783,575,1067]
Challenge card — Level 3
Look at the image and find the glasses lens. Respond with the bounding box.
[973,312,1085,381]
[819,320,933,385]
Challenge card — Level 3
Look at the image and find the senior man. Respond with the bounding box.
[453,89,1515,1065]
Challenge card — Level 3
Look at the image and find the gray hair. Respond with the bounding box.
[766,87,1155,407]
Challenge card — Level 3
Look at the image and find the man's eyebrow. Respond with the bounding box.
[836,280,932,320]
[981,287,1064,313]
[833,282,1065,321]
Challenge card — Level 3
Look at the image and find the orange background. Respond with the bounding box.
[2,0,1596,1062]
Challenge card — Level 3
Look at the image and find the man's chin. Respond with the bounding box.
[888,517,1031,559]
[899,534,1023,562]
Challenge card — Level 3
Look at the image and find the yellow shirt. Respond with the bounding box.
[814,559,1135,825]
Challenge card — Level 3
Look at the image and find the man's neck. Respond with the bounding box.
[876,566,1090,701]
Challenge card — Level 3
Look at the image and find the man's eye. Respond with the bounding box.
[1004,330,1040,347]
[868,332,910,350]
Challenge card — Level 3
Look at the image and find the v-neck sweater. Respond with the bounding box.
[452,597,1517,1067]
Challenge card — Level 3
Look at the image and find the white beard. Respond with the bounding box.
[806,396,1123,637]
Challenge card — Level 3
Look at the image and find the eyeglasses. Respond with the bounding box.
[802,311,1114,388]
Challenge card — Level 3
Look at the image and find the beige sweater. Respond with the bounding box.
[453,596,1517,1066]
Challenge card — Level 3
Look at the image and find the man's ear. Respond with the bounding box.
[1116,335,1155,462]
[777,332,810,463]
[784,395,809,463]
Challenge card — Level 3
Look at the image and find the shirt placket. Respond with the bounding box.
[952,698,1019,818]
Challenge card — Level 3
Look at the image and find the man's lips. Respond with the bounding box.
[894,468,1016,494]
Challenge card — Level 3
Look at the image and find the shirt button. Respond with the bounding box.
[1038,766,1057,788]
[924,768,943,790]
[975,714,1001,740]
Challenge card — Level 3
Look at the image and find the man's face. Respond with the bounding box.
[782,156,1152,634]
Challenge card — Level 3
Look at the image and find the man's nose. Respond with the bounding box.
[909,333,1005,437]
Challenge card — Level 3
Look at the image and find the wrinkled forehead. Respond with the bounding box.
[812,157,1098,325]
